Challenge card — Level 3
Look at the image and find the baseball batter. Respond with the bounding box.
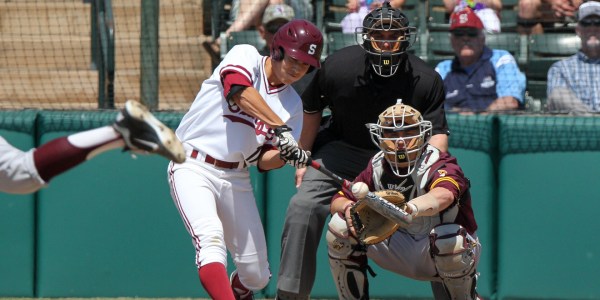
[167,20,323,300]
[0,100,184,194]
[327,103,482,300]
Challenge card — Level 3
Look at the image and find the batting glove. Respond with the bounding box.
[281,148,311,169]
[274,125,299,158]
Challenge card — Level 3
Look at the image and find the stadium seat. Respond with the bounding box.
[426,31,453,67]
[526,33,580,80]
[223,30,266,55]
[427,0,450,31]
[326,32,358,55]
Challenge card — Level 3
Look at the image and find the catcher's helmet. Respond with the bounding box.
[271,19,323,69]
[367,103,432,177]
[356,2,417,77]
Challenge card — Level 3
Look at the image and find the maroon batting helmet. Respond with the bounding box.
[270,19,323,69]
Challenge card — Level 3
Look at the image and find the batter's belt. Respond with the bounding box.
[189,149,246,169]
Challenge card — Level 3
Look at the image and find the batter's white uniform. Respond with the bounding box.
[0,136,46,194]
[168,45,303,290]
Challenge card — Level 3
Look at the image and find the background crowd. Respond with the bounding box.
[206,0,600,115]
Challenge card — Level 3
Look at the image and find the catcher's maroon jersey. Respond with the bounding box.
[333,146,478,234]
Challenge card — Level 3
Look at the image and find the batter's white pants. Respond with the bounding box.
[168,159,270,290]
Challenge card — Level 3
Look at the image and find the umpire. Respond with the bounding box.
[276,2,450,299]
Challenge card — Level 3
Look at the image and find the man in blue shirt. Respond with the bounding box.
[435,8,526,113]
[547,1,600,115]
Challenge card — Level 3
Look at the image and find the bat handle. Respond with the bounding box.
[307,158,352,189]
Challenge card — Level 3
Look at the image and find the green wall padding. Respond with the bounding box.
[497,153,600,300]
[0,125,36,296]
[497,116,600,300]
[448,114,498,299]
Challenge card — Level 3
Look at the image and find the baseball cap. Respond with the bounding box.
[578,1,600,21]
[262,4,295,25]
[449,8,484,31]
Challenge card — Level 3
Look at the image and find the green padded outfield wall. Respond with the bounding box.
[0,110,38,296]
[447,114,498,300]
[496,116,600,300]
[33,111,266,297]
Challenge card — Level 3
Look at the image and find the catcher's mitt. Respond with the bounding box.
[350,190,407,245]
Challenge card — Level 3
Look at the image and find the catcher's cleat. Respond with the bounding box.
[230,270,254,300]
[113,100,185,163]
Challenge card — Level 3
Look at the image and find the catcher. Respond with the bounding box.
[326,103,483,300]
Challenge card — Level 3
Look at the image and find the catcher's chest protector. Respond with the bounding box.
[373,145,459,235]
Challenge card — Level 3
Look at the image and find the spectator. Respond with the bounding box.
[518,0,583,34]
[435,8,526,114]
[444,0,502,33]
[0,100,185,194]
[340,0,404,33]
[276,3,450,299]
[258,4,296,55]
[203,0,314,65]
[547,1,600,114]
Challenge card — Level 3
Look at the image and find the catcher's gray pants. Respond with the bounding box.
[276,140,376,299]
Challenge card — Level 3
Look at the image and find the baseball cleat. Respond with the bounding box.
[113,100,185,163]
[230,270,254,300]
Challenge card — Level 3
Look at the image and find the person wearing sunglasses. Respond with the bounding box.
[435,8,526,114]
[547,1,600,115]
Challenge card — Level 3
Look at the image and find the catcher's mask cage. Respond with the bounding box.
[367,104,432,177]
[355,1,417,77]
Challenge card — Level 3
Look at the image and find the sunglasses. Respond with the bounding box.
[452,31,479,38]
[580,19,600,27]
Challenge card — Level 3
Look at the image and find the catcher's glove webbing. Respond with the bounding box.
[350,190,407,245]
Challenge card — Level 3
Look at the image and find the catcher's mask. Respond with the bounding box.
[367,104,432,177]
[355,1,417,77]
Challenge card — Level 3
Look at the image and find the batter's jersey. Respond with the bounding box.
[176,45,303,165]
[333,145,477,235]
[302,45,449,150]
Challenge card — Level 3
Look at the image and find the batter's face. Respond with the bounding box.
[272,54,310,85]
[451,29,485,66]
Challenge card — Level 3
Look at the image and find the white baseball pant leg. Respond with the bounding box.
[168,160,270,290]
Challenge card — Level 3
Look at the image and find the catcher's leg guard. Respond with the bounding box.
[429,223,481,300]
[326,214,369,300]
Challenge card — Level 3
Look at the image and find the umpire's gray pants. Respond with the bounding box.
[276,140,376,299]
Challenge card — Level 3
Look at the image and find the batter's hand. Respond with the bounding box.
[274,125,299,157]
[281,148,311,169]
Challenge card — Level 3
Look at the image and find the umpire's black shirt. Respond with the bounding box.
[302,45,448,151]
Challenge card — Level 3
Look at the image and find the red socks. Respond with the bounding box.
[198,262,235,300]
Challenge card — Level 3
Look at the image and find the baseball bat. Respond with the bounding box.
[307,158,412,226]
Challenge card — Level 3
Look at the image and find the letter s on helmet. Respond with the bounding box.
[270,19,324,69]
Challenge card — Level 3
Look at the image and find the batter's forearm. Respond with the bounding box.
[257,149,286,170]
[233,87,286,128]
